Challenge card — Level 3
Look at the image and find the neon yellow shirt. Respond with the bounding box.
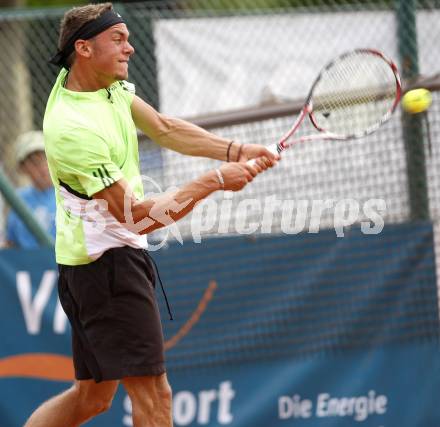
[44,68,146,265]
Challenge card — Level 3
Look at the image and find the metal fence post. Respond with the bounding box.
[396,0,430,221]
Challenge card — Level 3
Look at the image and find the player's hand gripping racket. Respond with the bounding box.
[253,48,401,161]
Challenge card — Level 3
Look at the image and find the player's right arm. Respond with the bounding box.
[93,162,259,234]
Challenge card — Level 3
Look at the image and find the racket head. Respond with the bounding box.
[306,48,401,139]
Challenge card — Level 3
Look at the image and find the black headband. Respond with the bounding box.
[49,9,125,68]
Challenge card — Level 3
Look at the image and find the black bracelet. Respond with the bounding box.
[237,143,243,162]
[226,141,234,162]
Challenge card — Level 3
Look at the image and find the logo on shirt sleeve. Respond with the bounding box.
[93,165,116,188]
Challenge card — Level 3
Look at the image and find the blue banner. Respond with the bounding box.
[0,223,439,426]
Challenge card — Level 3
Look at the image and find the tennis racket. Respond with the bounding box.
[257,48,401,159]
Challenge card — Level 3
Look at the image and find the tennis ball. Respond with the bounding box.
[402,88,432,114]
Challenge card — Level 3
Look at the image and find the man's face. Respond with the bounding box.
[20,151,52,191]
[88,23,135,84]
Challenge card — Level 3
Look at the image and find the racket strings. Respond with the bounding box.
[311,52,398,137]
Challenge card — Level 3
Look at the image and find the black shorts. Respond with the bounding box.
[58,246,165,382]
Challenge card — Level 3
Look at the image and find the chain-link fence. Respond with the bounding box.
[2,3,440,418]
[0,0,439,245]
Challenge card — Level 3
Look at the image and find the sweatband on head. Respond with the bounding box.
[49,9,125,68]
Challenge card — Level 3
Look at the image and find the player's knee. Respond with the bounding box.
[96,397,113,414]
[84,395,114,416]
[72,383,115,418]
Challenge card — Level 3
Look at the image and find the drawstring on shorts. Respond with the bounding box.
[144,250,174,321]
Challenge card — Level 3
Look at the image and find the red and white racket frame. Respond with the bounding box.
[268,48,402,157]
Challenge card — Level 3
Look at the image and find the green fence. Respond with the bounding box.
[0,0,439,246]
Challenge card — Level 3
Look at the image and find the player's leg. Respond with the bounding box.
[122,373,173,427]
[50,247,167,427]
[24,379,119,427]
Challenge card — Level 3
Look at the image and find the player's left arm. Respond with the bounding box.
[131,95,279,164]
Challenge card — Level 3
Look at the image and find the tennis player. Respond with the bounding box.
[24,3,278,427]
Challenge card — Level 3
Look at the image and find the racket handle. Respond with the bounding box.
[247,143,280,166]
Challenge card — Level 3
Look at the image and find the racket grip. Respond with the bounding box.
[247,143,280,166]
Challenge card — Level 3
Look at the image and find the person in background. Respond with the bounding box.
[6,130,56,248]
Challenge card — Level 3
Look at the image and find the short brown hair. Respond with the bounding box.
[58,2,113,67]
